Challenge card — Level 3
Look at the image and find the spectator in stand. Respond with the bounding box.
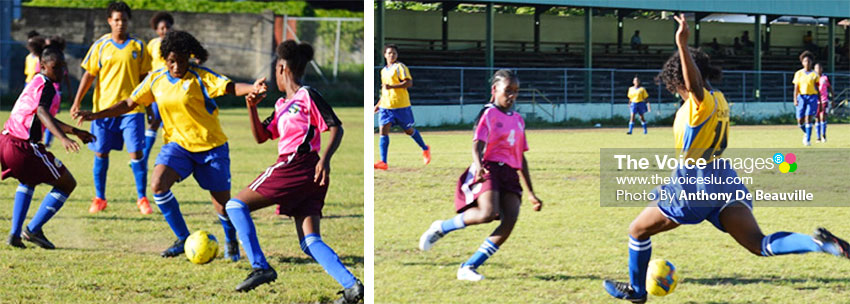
[705,38,721,56]
[630,30,649,54]
[741,31,753,47]
[733,37,743,55]
[803,31,819,54]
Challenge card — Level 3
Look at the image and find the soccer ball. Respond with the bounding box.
[646,259,679,296]
[184,230,219,264]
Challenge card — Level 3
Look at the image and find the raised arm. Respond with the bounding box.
[245,91,273,144]
[673,13,704,102]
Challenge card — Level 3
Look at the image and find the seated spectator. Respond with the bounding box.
[705,37,721,56]
[630,30,649,53]
[803,31,819,53]
[742,31,753,47]
[733,37,743,53]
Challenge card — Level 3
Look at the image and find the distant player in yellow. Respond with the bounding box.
[374,44,430,170]
[23,31,42,85]
[792,50,819,146]
[627,76,650,134]
[70,1,152,215]
[142,12,174,167]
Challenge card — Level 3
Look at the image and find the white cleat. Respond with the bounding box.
[418,220,444,251]
[457,264,484,281]
[803,136,811,146]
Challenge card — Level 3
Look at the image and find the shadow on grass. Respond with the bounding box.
[534,274,602,281]
[74,215,161,222]
[275,255,364,267]
[685,275,850,287]
[400,261,506,268]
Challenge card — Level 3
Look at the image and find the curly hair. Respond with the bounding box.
[160,31,208,63]
[276,40,314,79]
[46,36,66,51]
[655,47,722,94]
[41,44,65,64]
[27,36,46,57]
[150,12,174,30]
[26,30,40,39]
[799,50,815,62]
[107,1,131,19]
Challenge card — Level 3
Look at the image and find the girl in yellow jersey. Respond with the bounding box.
[75,31,264,260]
[793,51,819,146]
[23,31,42,85]
[141,12,174,168]
[603,14,850,303]
[626,76,650,135]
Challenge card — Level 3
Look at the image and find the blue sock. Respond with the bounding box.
[218,214,237,243]
[628,236,651,296]
[463,239,499,269]
[10,184,34,238]
[93,156,108,200]
[302,233,357,289]
[439,213,466,234]
[761,232,823,256]
[641,122,647,134]
[225,199,269,269]
[409,129,428,150]
[143,129,156,164]
[379,135,389,163]
[822,121,827,138]
[798,123,805,133]
[805,123,812,142]
[153,191,190,240]
[129,159,147,199]
[816,122,822,139]
[628,122,634,133]
[26,189,68,233]
[43,129,53,146]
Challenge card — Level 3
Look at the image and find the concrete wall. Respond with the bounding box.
[8,6,275,94]
[386,10,841,49]
[378,102,794,127]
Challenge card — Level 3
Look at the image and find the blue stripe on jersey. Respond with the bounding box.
[107,38,131,50]
[150,70,168,90]
[132,73,153,97]
[192,64,228,80]
[681,96,717,154]
[165,70,181,84]
[187,69,218,114]
[83,37,109,66]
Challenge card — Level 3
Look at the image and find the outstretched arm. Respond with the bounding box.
[74,97,138,124]
[673,13,704,103]
[36,106,95,153]
[227,78,266,97]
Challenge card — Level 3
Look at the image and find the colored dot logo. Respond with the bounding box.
[775,153,797,173]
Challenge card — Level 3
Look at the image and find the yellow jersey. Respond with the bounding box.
[130,65,231,152]
[628,87,649,103]
[24,54,39,84]
[793,68,819,95]
[82,34,151,114]
[379,62,412,109]
[674,88,729,162]
[147,37,166,72]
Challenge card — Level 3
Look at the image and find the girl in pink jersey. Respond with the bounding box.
[3,46,95,249]
[418,69,543,281]
[814,63,832,142]
[224,41,363,302]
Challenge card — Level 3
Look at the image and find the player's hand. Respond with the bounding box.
[673,13,689,48]
[246,91,266,107]
[69,104,80,119]
[529,193,542,211]
[60,137,80,153]
[374,104,380,113]
[73,129,96,144]
[73,110,97,126]
[474,164,488,183]
[382,83,390,90]
[314,160,330,186]
[253,77,268,95]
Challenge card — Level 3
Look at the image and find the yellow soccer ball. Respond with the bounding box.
[184,230,219,264]
[646,259,679,296]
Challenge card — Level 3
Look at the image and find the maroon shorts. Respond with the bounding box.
[248,152,327,217]
[817,100,829,117]
[0,133,67,185]
[454,161,522,213]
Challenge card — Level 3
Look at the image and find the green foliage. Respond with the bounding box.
[23,0,363,17]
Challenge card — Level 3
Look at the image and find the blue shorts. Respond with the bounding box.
[796,94,818,119]
[88,113,145,153]
[652,159,752,232]
[378,107,415,130]
[155,142,231,192]
[630,102,648,115]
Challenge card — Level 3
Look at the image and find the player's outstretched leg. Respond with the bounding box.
[211,190,239,262]
[419,190,499,251]
[151,165,190,257]
[604,206,678,303]
[225,198,277,292]
[457,192,520,281]
[418,213,465,251]
[8,184,34,248]
[23,169,76,250]
[296,216,362,303]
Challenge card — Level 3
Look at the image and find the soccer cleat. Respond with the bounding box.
[803,136,811,146]
[7,235,25,248]
[626,131,632,135]
[418,220,444,251]
[22,227,55,249]
[374,161,388,170]
[235,267,277,292]
[603,280,647,303]
[89,198,107,214]
[422,146,431,165]
[225,240,241,262]
[457,264,484,281]
[161,238,186,257]
[814,227,850,259]
[137,197,152,215]
[333,279,364,304]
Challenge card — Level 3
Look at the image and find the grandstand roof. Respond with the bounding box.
[461,0,850,19]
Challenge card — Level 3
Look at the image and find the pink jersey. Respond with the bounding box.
[473,104,529,170]
[4,74,61,142]
[819,75,830,102]
[262,87,341,156]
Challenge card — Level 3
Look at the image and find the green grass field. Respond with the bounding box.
[375,124,850,303]
[0,107,363,303]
